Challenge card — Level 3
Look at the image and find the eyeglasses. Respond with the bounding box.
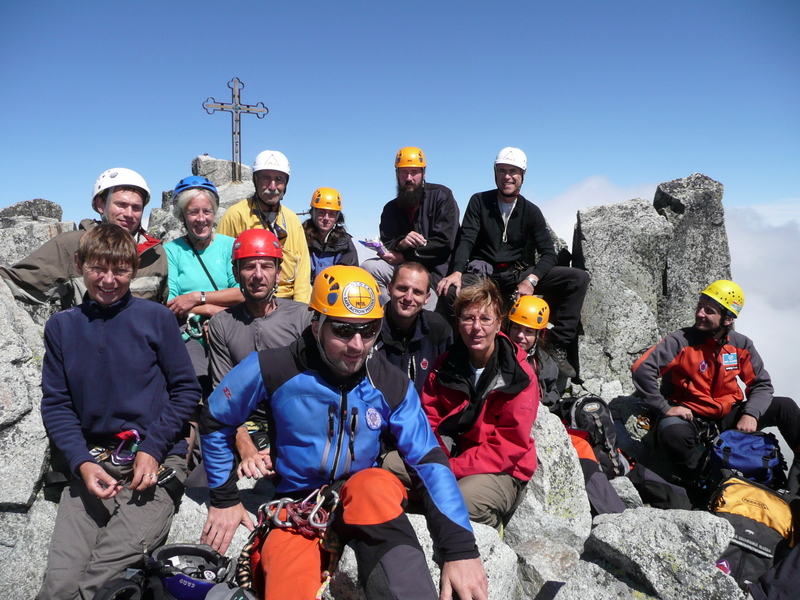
[328,319,381,340]
[84,264,134,279]
[459,315,499,327]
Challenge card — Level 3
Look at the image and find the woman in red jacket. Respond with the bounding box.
[420,278,539,529]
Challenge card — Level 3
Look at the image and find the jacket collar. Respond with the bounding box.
[435,332,530,396]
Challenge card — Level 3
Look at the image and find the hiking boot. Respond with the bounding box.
[546,344,577,379]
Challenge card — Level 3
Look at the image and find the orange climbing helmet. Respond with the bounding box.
[309,266,384,319]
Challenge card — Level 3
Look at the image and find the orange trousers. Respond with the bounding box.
[258,468,408,600]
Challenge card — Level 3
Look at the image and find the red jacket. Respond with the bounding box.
[631,327,774,420]
[421,333,539,481]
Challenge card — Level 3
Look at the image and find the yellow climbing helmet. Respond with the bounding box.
[395,147,426,169]
[508,296,550,329]
[701,280,745,317]
[310,187,343,211]
[309,266,384,319]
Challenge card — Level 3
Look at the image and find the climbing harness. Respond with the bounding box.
[235,485,344,598]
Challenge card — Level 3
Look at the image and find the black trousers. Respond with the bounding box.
[657,396,800,478]
[440,265,589,347]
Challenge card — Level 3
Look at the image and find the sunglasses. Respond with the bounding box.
[327,319,381,340]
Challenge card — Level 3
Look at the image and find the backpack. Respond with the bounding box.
[711,476,798,589]
[707,430,787,489]
[560,394,627,478]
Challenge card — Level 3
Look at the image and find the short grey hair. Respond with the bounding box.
[173,188,219,221]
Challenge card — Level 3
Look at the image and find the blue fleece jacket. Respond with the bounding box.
[41,292,201,474]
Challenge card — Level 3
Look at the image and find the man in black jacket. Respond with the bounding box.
[361,146,459,306]
[376,262,452,393]
[437,147,589,378]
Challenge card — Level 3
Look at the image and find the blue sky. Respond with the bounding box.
[1,1,797,234]
[1,1,799,395]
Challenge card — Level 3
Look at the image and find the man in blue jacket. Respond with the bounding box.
[38,224,201,600]
[200,266,487,600]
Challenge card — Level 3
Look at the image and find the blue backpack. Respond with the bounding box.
[709,430,787,489]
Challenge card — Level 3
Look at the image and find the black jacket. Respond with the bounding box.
[376,304,453,394]
[452,190,558,282]
[379,182,460,281]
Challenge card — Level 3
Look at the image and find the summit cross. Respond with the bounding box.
[203,77,268,182]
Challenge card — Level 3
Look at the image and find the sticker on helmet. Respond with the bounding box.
[365,407,382,430]
[342,281,376,315]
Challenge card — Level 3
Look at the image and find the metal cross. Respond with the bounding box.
[203,78,268,182]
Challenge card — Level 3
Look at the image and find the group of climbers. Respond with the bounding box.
[2,143,797,600]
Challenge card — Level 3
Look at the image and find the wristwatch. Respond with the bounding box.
[526,275,538,287]
[200,291,207,305]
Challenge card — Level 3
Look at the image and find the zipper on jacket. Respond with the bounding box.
[348,407,358,464]
[318,404,335,476]
[330,388,349,480]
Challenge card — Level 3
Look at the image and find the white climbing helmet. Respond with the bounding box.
[494,147,527,172]
[92,168,151,213]
[253,150,291,180]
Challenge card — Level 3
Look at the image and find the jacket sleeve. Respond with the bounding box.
[737,336,775,419]
[407,187,460,268]
[339,235,360,267]
[389,379,478,562]
[521,204,558,281]
[451,194,482,273]
[207,313,234,389]
[631,334,683,416]
[41,316,96,474]
[283,213,312,303]
[0,232,81,305]
[138,309,202,461]
[448,364,539,480]
[201,352,267,507]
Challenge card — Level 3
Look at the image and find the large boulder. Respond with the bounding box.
[583,508,744,600]
[505,409,592,550]
[574,198,672,396]
[0,199,63,222]
[574,174,731,399]
[653,174,730,336]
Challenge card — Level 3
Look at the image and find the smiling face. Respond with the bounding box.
[183,192,216,242]
[388,266,429,324]
[254,169,287,208]
[78,259,134,308]
[96,188,145,233]
[458,302,502,361]
[314,208,339,235]
[695,295,733,335]
[313,317,380,377]
[494,163,524,199]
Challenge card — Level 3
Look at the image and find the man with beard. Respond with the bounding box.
[437,147,589,378]
[361,146,459,305]
[217,150,311,303]
[207,229,312,480]
[0,168,168,309]
[632,280,800,493]
[375,262,452,394]
[200,265,487,600]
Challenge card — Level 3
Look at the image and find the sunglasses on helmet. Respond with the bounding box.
[327,319,381,340]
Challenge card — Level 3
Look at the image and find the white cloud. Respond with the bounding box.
[537,176,658,246]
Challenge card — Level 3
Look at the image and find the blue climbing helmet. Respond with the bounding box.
[172,176,220,204]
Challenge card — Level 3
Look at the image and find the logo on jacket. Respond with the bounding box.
[722,353,738,366]
[342,281,376,315]
[365,407,382,430]
[699,361,708,373]
[420,358,429,370]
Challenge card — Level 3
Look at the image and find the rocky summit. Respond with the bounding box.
[0,157,746,599]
